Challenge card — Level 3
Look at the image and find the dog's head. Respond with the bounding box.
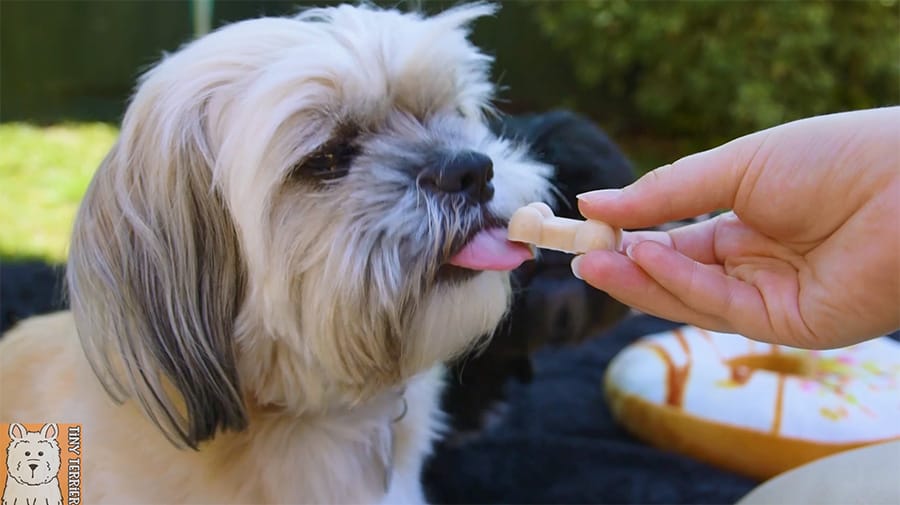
[67,4,550,448]
[5,424,61,486]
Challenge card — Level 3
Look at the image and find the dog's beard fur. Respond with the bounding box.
[66,3,550,450]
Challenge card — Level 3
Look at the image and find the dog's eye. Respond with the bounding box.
[38,451,44,456]
[290,128,361,182]
[304,143,359,178]
[25,451,30,456]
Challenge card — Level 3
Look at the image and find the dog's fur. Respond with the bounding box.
[0,4,550,503]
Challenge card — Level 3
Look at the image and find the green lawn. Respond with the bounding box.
[0,122,118,262]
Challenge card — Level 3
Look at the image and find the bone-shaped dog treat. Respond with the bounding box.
[507,202,620,254]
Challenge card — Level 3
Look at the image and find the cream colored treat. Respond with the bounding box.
[605,325,900,480]
[507,202,620,254]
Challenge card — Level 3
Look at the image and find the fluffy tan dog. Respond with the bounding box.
[0,4,550,503]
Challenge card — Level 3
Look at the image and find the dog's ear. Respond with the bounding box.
[9,423,26,440]
[39,423,58,440]
[67,88,248,449]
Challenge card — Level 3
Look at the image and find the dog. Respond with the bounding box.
[2,424,63,505]
[0,4,551,503]
[441,110,636,437]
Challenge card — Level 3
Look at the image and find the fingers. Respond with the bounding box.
[621,218,721,265]
[574,239,794,344]
[626,240,770,330]
[617,230,672,252]
[572,248,731,332]
[578,130,769,229]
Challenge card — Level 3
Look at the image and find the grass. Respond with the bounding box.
[0,122,118,263]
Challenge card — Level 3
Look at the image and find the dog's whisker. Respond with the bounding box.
[548,182,567,212]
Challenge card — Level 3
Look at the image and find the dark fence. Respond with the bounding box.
[3,1,898,152]
[0,1,572,122]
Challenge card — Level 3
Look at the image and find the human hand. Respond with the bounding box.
[574,107,900,349]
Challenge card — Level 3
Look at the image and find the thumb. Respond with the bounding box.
[577,130,767,229]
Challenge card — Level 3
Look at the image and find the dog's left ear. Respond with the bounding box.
[67,73,248,449]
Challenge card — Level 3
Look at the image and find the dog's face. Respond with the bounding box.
[5,424,61,486]
[67,4,550,448]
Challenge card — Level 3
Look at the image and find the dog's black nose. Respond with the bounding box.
[422,151,494,202]
[29,463,38,471]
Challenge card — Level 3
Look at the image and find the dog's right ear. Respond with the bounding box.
[67,77,249,449]
[9,423,26,440]
[39,423,58,441]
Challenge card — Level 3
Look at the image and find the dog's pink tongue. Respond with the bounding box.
[448,228,533,271]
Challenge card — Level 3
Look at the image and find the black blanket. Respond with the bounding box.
[424,314,758,504]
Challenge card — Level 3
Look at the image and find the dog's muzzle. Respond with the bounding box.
[420,150,533,273]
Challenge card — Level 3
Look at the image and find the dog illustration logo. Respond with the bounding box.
[2,423,63,505]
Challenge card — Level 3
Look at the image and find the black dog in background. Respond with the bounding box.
[0,261,66,333]
[0,110,637,440]
[440,110,636,437]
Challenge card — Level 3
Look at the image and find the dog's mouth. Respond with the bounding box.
[444,217,534,273]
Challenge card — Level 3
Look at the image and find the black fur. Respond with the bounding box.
[0,260,67,333]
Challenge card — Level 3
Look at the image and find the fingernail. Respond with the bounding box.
[625,242,636,259]
[570,255,583,280]
[576,188,620,203]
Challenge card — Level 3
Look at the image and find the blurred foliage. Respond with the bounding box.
[534,0,900,144]
[2,1,897,168]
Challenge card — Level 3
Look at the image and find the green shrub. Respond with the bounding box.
[534,0,900,145]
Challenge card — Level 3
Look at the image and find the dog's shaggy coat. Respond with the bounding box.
[0,4,550,503]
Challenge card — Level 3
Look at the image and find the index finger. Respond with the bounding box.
[577,130,770,229]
